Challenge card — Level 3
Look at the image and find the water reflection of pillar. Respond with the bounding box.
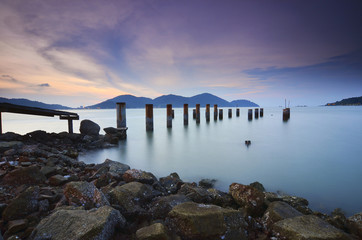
[184,104,188,125]
[228,109,232,118]
[214,104,218,120]
[255,108,259,119]
[219,109,223,120]
[236,108,240,117]
[205,104,210,122]
[145,104,153,131]
[196,104,200,123]
[167,104,172,128]
[116,102,126,128]
[260,108,264,117]
[248,109,253,121]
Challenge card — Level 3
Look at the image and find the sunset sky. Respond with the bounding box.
[1,0,361,107]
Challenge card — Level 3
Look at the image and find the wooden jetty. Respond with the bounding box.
[0,103,79,134]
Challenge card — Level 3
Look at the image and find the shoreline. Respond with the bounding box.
[0,129,361,239]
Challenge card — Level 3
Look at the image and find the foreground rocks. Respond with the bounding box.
[0,130,360,240]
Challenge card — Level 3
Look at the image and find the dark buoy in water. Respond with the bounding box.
[245,140,251,146]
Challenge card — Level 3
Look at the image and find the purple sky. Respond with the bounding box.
[1,0,361,107]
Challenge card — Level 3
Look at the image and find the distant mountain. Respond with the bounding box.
[0,97,71,109]
[326,96,362,106]
[86,93,259,109]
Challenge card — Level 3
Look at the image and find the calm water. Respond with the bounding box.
[2,107,362,216]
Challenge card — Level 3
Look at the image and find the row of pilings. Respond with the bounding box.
[116,103,277,131]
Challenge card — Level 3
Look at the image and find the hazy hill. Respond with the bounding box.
[86,93,259,109]
[0,97,70,109]
[326,96,362,106]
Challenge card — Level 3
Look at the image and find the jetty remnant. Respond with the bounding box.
[214,105,218,120]
[145,104,153,131]
[248,109,253,121]
[255,108,259,119]
[184,104,188,125]
[260,108,264,117]
[167,104,172,128]
[236,108,240,117]
[219,109,223,120]
[193,109,196,119]
[196,104,200,124]
[205,104,210,122]
[283,108,290,121]
[228,109,232,118]
[116,102,126,128]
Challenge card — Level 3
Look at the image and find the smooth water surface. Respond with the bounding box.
[2,107,362,216]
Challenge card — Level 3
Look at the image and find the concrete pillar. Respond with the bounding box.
[214,105,218,120]
[116,102,126,128]
[145,104,153,131]
[228,109,232,118]
[236,108,240,117]
[184,104,188,125]
[255,108,259,119]
[196,104,200,123]
[219,109,223,120]
[248,109,253,121]
[205,104,210,122]
[167,104,172,128]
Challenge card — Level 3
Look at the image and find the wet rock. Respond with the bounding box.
[178,183,212,203]
[0,141,23,153]
[348,212,362,238]
[150,194,190,219]
[262,201,303,227]
[325,208,350,232]
[136,223,170,240]
[272,215,352,240]
[49,174,68,186]
[229,183,265,217]
[96,159,130,177]
[2,186,39,221]
[79,119,100,136]
[207,188,237,208]
[103,127,118,134]
[123,169,158,185]
[199,178,216,189]
[168,202,247,240]
[0,132,22,141]
[249,181,265,192]
[159,173,183,194]
[63,181,109,209]
[2,166,46,186]
[7,219,28,235]
[30,205,125,240]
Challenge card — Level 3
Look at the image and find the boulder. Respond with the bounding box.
[159,173,183,194]
[207,188,237,208]
[150,194,190,219]
[40,166,57,178]
[168,202,247,240]
[272,215,352,240]
[136,223,170,240]
[178,183,212,203]
[265,192,313,215]
[2,166,46,186]
[30,206,125,240]
[2,186,39,221]
[49,175,68,186]
[199,179,216,189]
[249,181,265,192]
[348,212,362,238]
[0,132,22,141]
[96,159,130,177]
[79,119,100,136]
[0,141,23,152]
[229,183,265,216]
[63,181,109,209]
[262,201,303,227]
[123,169,158,185]
[6,219,28,235]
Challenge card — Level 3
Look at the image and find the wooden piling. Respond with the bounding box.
[116,102,126,128]
[167,104,172,128]
[193,109,196,119]
[0,112,2,134]
[236,108,240,117]
[145,104,153,131]
[205,104,210,122]
[260,108,264,117]
[67,119,73,134]
[172,109,175,119]
[214,105,218,120]
[283,108,290,121]
[228,109,232,118]
[184,104,188,125]
[255,108,259,119]
[248,109,253,121]
[219,109,223,120]
[196,104,200,123]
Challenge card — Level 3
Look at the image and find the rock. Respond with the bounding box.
[49,175,68,186]
[79,119,100,136]
[207,188,236,208]
[272,215,352,240]
[159,173,183,194]
[265,192,313,215]
[40,166,57,178]
[7,219,28,234]
[150,194,190,219]
[168,202,247,240]
[229,183,265,217]
[136,223,170,240]
[63,181,109,209]
[348,212,362,238]
[0,141,23,152]
[103,127,118,134]
[249,181,265,192]
[199,178,216,189]
[123,169,158,185]
[2,166,46,186]
[262,201,303,227]
[30,206,125,240]
[178,183,212,203]
[96,159,130,177]
[0,132,22,141]
[2,186,39,221]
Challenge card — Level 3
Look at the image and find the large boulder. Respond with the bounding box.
[262,201,303,227]
[272,215,352,240]
[178,183,212,203]
[136,223,170,240]
[168,202,247,240]
[63,181,109,209]
[123,169,158,185]
[95,159,130,177]
[265,192,313,215]
[229,183,265,216]
[207,188,237,208]
[1,166,46,186]
[0,141,23,152]
[30,206,125,240]
[159,173,183,194]
[150,194,190,219]
[348,212,362,238]
[79,119,100,136]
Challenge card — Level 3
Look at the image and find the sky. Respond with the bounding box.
[0,0,361,107]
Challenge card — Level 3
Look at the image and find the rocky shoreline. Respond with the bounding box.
[0,121,361,239]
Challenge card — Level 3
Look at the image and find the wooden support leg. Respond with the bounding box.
[0,112,2,134]
[68,119,73,134]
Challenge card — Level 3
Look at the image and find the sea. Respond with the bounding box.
[2,106,362,216]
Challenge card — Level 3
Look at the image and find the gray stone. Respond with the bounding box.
[7,219,28,234]
[96,159,130,177]
[79,119,100,136]
[49,174,68,186]
[136,223,170,240]
[0,141,23,152]
[262,201,303,227]
[272,215,352,240]
[2,166,46,186]
[30,206,125,240]
[150,194,190,219]
[249,181,265,192]
[348,212,362,238]
[199,179,216,189]
[178,183,212,203]
[123,169,157,185]
[159,173,183,194]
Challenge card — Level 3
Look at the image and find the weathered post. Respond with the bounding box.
[172,109,175,119]
[283,108,290,121]
[219,109,223,120]
[196,104,200,123]
[236,108,240,117]
[116,102,126,128]
[205,104,210,122]
[184,104,188,125]
[67,119,73,134]
[167,104,172,128]
[0,112,2,134]
[228,109,232,118]
[145,104,153,131]
[248,109,253,121]
[260,108,264,117]
[214,105,218,120]
[193,109,196,119]
[255,108,259,119]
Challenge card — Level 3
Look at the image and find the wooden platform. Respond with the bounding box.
[0,103,79,134]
